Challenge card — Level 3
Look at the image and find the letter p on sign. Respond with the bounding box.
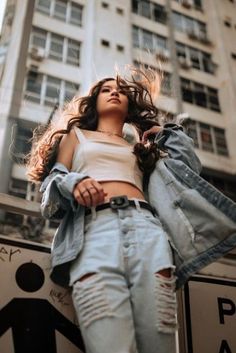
[218,298,236,324]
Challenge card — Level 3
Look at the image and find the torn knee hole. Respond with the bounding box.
[73,273,114,328]
[155,268,172,279]
[77,272,97,282]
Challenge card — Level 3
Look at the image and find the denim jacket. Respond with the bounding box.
[40,125,236,289]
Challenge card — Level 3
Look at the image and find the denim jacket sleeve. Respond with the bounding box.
[39,162,89,219]
[154,123,202,174]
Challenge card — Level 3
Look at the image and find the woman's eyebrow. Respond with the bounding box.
[101,85,114,88]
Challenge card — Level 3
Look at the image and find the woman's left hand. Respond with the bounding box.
[142,126,163,143]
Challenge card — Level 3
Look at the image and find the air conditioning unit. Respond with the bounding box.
[156,49,170,60]
[29,46,46,61]
[199,32,212,45]
[187,29,198,39]
[181,0,193,9]
[178,56,192,69]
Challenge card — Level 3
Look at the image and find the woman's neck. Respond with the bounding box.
[97,117,124,136]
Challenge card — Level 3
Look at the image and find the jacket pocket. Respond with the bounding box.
[174,189,236,252]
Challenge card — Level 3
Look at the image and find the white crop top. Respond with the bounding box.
[71,127,143,192]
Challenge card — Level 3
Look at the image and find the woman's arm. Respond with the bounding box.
[56,128,77,170]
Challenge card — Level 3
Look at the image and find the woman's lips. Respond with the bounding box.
[108,98,121,103]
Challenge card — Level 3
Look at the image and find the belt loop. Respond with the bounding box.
[91,207,97,220]
[133,199,141,212]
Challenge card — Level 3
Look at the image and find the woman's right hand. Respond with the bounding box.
[73,178,107,207]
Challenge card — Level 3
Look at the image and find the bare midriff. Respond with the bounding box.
[100,181,145,202]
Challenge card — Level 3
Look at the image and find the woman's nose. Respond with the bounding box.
[111,88,119,96]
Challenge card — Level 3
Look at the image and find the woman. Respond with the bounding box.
[27,69,236,353]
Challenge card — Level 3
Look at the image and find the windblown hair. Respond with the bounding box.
[27,66,164,183]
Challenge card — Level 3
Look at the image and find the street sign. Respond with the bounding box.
[0,236,85,353]
[184,276,236,353]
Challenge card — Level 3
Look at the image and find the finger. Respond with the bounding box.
[81,189,93,207]
[142,130,150,143]
[91,181,107,204]
[87,187,101,207]
[73,189,87,206]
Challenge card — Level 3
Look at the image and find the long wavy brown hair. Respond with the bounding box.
[27,66,163,184]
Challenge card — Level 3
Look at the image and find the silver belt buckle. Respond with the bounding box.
[110,195,129,209]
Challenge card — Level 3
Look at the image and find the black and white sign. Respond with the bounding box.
[0,236,85,353]
[184,276,236,353]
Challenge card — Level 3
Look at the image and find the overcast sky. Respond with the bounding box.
[0,0,7,34]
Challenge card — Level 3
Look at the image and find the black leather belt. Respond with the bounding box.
[85,195,156,216]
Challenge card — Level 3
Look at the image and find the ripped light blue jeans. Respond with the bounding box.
[70,200,177,353]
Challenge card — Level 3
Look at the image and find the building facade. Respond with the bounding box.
[0,0,235,224]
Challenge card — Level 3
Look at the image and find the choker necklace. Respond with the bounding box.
[97,129,123,138]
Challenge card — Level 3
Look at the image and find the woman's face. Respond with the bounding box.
[96,80,129,120]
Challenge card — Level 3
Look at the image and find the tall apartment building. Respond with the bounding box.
[0,0,235,224]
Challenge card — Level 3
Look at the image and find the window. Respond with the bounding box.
[208,88,221,112]
[140,0,151,19]
[49,33,64,61]
[176,41,216,74]
[175,0,202,10]
[36,0,83,27]
[176,43,187,59]
[64,81,79,102]
[25,71,79,106]
[187,120,199,148]
[161,72,172,96]
[36,0,51,14]
[200,123,214,152]
[133,60,171,96]
[186,119,229,156]
[189,48,201,70]
[9,179,27,199]
[132,26,140,48]
[131,0,167,24]
[181,78,194,103]
[180,78,221,112]
[13,126,33,163]
[194,0,203,10]
[214,128,228,156]
[54,0,67,20]
[132,26,167,54]
[153,3,167,24]
[67,39,80,65]
[25,70,43,103]
[31,27,47,48]
[132,0,139,14]
[45,76,61,106]
[70,2,83,26]
[155,35,167,51]
[194,82,207,107]
[30,27,81,66]
[173,11,207,40]
[142,29,154,51]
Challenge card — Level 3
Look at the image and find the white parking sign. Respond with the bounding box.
[184,276,236,353]
[0,235,85,353]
